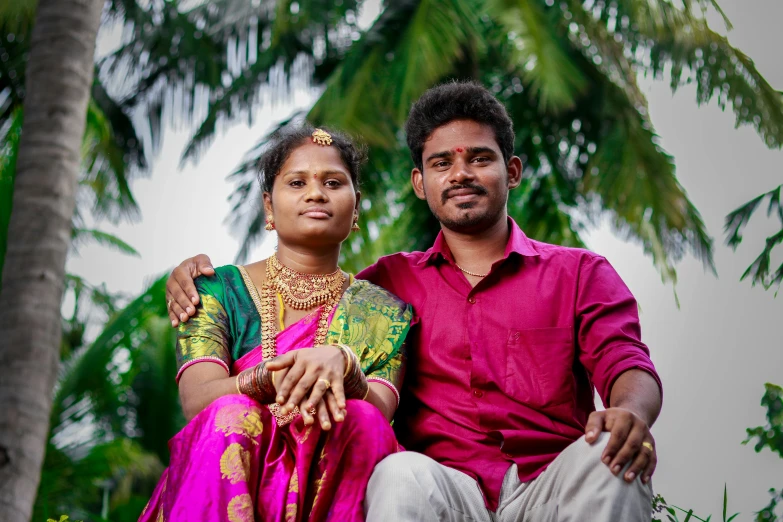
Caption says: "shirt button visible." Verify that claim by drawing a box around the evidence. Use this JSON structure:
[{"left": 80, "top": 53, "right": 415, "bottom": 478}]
[
  {"left": 472, "top": 389, "right": 484, "bottom": 398},
  {"left": 468, "top": 297, "right": 476, "bottom": 304}
]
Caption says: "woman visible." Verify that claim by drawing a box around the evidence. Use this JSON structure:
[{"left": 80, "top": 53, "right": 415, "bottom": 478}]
[{"left": 140, "top": 126, "right": 412, "bottom": 522}]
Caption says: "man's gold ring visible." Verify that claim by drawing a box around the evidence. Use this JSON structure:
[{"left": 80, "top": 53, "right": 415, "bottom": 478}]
[
  {"left": 641, "top": 442, "right": 654, "bottom": 453},
  {"left": 317, "top": 378, "right": 331, "bottom": 389},
  {"left": 166, "top": 299, "right": 174, "bottom": 310}
]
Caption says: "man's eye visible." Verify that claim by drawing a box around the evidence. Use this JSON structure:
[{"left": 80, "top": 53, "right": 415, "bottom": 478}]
[
  {"left": 434, "top": 161, "right": 449, "bottom": 168},
  {"left": 473, "top": 157, "right": 490, "bottom": 163}
]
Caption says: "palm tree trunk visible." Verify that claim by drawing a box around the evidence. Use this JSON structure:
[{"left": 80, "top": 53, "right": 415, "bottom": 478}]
[{"left": 0, "top": 0, "right": 104, "bottom": 520}]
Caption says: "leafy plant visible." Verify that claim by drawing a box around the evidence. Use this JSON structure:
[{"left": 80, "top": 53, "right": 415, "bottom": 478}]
[{"left": 653, "top": 485, "right": 739, "bottom": 522}]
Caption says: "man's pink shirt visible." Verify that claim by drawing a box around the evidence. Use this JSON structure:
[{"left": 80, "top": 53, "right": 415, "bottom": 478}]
[{"left": 357, "top": 218, "right": 662, "bottom": 510}]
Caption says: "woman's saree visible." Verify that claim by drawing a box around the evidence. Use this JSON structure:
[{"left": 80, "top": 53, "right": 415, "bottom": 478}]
[{"left": 139, "top": 266, "right": 412, "bottom": 522}]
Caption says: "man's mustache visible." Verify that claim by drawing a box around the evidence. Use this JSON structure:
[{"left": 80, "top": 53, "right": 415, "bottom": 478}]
[{"left": 441, "top": 184, "right": 488, "bottom": 205}]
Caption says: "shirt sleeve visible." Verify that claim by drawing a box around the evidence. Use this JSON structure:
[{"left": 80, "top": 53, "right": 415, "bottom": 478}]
[
  {"left": 175, "top": 275, "right": 232, "bottom": 382},
  {"left": 575, "top": 255, "right": 662, "bottom": 405},
  {"left": 356, "top": 260, "right": 384, "bottom": 286}
]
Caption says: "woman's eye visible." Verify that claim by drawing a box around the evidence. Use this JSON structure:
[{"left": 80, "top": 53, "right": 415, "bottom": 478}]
[
  {"left": 289, "top": 180, "right": 305, "bottom": 187},
  {"left": 325, "top": 179, "right": 341, "bottom": 187}
]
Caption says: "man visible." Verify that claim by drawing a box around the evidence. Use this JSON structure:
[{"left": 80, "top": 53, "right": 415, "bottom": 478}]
[{"left": 166, "top": 82, "right": 662, "bottom": 521}]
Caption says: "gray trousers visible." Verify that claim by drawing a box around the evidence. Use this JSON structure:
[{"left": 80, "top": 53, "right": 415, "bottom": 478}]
[{"left": 364, "top": 434, "right": 653, "bottom": 521}]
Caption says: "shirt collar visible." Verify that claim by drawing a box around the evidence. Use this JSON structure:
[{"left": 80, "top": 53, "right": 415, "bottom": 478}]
[{"left": 416, "top": 217, "right": 539, "bottom": 266}]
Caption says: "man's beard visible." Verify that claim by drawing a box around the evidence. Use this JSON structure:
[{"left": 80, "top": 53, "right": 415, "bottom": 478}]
[{"left": 426, "top": 183, "right": 503, "bottom": 233}]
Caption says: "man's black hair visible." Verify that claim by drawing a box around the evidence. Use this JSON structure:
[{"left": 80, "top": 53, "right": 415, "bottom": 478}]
[
  {"left": 258, "top": 124, "right": 366, "bottom": 193},
  {"left": 405, "top": 81, "right": 515, "bottom": 171}
]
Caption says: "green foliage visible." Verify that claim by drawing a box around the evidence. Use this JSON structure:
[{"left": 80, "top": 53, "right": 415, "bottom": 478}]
[
  {"left": 138, "top": 0, "right": 782, "bottom": 278},
  {"left": 0, "top": 2, "right": 149, "bottom": 277},
  {"left": 653, "top": 485, "right": 739, "bottom": 522},
  {"left": 744, "top": 383, "right": 783, "bottom": 458},
  {"left": 0, "top": 106, "right": 22, "bottom": 287},
  {"left": 756, "top": 488, "right": 783, "bottom": 522},
  {"left": 48, "top": 516, "right": 84, "bottom": 522},
  {"left": 656, "top": 385, "right": 783, "bottom": 522},
  {"left": 37, "top": 275, "right": 184, "bottom": 521},
  {"left": 725, "top": 186, "right": 783, "bottom": 292}
]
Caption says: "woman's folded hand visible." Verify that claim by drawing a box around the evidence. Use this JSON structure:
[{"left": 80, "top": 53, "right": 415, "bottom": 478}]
[{"left": 265, "top": 346, "right": 347, "bottom": 428}]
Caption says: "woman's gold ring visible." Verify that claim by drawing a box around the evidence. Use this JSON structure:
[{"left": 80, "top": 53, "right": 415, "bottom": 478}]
[
  {"left": 641, "top": 441, "right": 654, "bottom": 453},
  {"left": 166, "top": 299, "right": 174, "bottom": 310},
  {"left": 317, "top": 378, "right": 331, "bottom": 389}
]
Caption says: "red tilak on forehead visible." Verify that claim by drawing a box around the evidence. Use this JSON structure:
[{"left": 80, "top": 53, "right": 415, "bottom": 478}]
[{"left": 453, "top": 146, "right": 465, "bottom": 153}]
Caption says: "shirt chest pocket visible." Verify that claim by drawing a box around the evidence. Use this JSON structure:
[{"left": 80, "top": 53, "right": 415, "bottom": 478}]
[{"left": 504, "top": 327, "right": 575, "bottom": 409}]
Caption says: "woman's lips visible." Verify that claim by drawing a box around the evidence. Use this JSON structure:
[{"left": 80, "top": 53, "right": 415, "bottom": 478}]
[{"left": 301, "top": 207, "right": 332, "bottom": 219}]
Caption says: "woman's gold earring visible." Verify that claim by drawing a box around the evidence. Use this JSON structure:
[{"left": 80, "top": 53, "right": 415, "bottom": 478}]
[
  {"left": 265, "top": 217, "right": 275, "bottom": 231},
  {"left": 351, "top": 215, "right": 360, "bottom": 232}
]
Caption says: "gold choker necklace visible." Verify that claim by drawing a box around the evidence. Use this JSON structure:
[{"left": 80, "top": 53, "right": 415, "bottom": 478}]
[{"left": 266, "top": 254, "right": 344, "bottom": 310}]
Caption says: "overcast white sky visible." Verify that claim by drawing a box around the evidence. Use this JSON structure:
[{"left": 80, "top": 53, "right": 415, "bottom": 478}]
[{"left": 68, "top": 1, "right": 783, "bottom": 518}]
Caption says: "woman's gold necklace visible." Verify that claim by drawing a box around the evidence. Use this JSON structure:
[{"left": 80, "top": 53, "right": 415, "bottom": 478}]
[
  {"left": 267, "top": 253, "right": 344, "bottom": 310},
  {"left": 260, "top": 255, "right": 345, "bottom": 425}
]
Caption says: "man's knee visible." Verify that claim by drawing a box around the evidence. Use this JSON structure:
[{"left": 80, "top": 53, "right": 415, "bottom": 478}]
[
  {"left": 369, "top": 451, "right": 435, "bottom": 489},
  {"left": 366, "top": 452, "right": 439, "bottom": 519},
  {"left": 569, "top": 433, "right": 611, "bottom": 470},
  {"left": 565, "top": 433, "right": 646, "bottom": 489},
  {"left": 566, "top": 433, "right": 652, "bottom": 502}
]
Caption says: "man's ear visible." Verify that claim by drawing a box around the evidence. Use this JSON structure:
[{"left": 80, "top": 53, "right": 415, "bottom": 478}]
[
  {"left": 506, "top": 156, "right": 523, "bottom": 190},
  {"left": 411, "top": 168, "right": 426, "bottom": 200}
]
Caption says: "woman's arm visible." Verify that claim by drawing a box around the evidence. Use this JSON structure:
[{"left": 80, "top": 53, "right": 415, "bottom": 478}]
[
  {"left": 365, "top": 384, "right": 397, "bottom": 422},
  {"left": 178, "top": 364, "right": 237, "bottom": 421}
]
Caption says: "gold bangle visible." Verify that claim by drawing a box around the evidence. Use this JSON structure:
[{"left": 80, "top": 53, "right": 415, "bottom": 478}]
[
  {"left": 336, "top": 343, "right": 354, "bottom": 377},
  {"left": 235, "top": 376, "right": 242, "bottom": 395}
]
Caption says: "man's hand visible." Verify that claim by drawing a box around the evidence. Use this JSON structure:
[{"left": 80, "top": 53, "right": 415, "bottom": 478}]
[
  {"left": 585, "top": 407, "right": 657, "bottom": 485},
  {"left": 166, "top": 254, "right": 215, "bottom": 326}
]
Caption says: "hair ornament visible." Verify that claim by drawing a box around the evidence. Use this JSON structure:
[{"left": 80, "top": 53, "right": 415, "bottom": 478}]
[{"left": 312, "top": 128, "right": 333, "bottom": 146}]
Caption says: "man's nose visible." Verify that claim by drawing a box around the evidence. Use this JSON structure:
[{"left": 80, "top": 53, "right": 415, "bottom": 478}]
[{"left": 449, "top": 159, "right": 475, "bottom": 184}]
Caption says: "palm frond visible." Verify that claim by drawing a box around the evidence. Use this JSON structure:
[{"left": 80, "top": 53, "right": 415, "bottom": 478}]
[
  {"left": 71, "top": 228, "right": 140, "bottom": 257},
  {"left": 583, "top": 87, "right": 714, "bottom": 284},
  {"left": 510, "top": 172, "right": 587, "bottom": 248},
  {"left": 0, "top": 0, "right": 36, "bottom": 35},
  {"left": 205, "top": 0, "right": 776, "bottom": 285},
  {"left": 725, "top": 185, "right": 783, "bottom": 290},
  {"left": 651, "top": 24, "right": 783, "bottom": 148},
  {"left": 50, "top": 275, "right": 169, "bottom": 445},
  {"left": 42, "top": 275, "right": 180, "bottom": 519},
  {"left": 310, "top": 0, "right": 485, "bottom": 141},
  {"left": 488, "top": 0, "right": 588, "bottom": 112},
  {"left": 102, "top": 0, "right": 364, "bottom": 165},
  {"left": 82, "top": 80, "right": 146, "bottom": 223}
]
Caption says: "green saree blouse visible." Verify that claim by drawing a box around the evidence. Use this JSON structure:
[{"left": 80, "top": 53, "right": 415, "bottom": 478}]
[{"left": 174, "top": 265, "right": 412, "bottom": 392}]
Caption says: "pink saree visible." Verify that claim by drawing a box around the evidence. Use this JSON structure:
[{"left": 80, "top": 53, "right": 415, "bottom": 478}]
[{"left": 139, "top": 309, "right": 400, "bottom": 522}]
